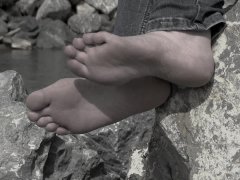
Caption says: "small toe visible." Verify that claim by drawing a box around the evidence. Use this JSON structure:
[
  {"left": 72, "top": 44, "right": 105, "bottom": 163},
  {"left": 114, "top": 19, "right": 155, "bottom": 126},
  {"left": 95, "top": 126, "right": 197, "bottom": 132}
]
[
  {"left": 26, "top": 90, "right": 50, "bottom": 111},
  {"left": 67, "top": 59, "right": 89, "bottom": 78},
  {"left": 83, "top": 33, "right": 95, "bottom": 45},
  {"left": 64, "top": 45, "right": 77, "bottom": 58},
  {"left": 27, "top": 111, "right": 40, "bottom": 122},
  {"left": 75, "top": 51, "right": 87, "bottom": 64},
  {"left": 36, "top": 116, "right": 53, "bottom": 127},
  {"left": 45, "top": 123, "right": 59, "bottom": 132},
  {"left": 55, "top": 127, "right": 71, "bottom": 135},
  {"left": 72, "top": 38, "right": 85, "bottom": 50}
]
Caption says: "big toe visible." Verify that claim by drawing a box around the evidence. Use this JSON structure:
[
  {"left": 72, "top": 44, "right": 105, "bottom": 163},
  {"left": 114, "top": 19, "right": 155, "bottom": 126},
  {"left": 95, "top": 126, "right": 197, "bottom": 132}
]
[{"left": 26, "top": 90, "right": 50, "bottom": 111}]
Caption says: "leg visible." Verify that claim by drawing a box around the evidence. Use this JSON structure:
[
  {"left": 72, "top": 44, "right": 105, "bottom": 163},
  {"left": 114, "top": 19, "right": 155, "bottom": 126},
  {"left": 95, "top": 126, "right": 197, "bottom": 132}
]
[
  {"left": 65, "top": 30, "right": 213, "bottom": 87},
  {"left": 64, "top": 0, "right": 226, "bottom": 87}
]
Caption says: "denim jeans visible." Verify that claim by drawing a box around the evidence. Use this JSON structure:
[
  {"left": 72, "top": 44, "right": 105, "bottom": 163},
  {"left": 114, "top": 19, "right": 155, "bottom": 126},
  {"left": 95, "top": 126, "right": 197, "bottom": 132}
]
[{"left": 114, "top": 0, "right": 231, "bottom": 40}]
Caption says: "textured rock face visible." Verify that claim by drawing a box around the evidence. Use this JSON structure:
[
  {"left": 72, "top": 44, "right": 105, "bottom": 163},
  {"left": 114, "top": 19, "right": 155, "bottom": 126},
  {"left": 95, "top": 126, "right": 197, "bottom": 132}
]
[
  {"left": 0, "top": 70, "right": 47, "bottom": 179},
  {"left": 145, "top": 1, "right": 240, "bottom": 179},
  {"left": 68, "top": 13, "right": 102, "bottom": 34}
]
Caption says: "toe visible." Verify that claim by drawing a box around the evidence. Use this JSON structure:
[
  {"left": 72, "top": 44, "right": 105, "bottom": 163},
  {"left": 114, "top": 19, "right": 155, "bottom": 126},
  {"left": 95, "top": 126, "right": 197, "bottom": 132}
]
[
  {"left": 36, "top": 116, "right": 53, "bottom": 127},
  {"left": 64, "top": 45, "right": 77, "bottom": 58},
  {"left": 27, "top": 111, "right": 40, "bottom": 122},
  {"left": 83, "top": 33, "right": 95, "bottom": 45},
  {"left": 67, "top": 60, "right": 89, "bottom": 78},
  {"left": 92, "top": 32, "right": 110, "bottom": 44},
  {"left": 26, "top": 90, "right": 50, "bottom": 111},
  {"left": 72, "top": 38, "right": 85, "bottom": 50},
  {"left": 75, "top": 51, "right": 87, "bottom": 64},
  {"left": 45, "top": 123, "right": 59, "bottom": 132},
  {"left": 55, "top": 127, "right": 71, "bottom": 135}
]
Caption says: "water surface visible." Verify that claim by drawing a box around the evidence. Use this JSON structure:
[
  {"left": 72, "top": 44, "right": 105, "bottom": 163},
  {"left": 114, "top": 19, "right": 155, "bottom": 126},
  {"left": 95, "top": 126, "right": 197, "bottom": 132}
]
[{"left": 0, "top": 48, "right": 76, "bottom": 93}]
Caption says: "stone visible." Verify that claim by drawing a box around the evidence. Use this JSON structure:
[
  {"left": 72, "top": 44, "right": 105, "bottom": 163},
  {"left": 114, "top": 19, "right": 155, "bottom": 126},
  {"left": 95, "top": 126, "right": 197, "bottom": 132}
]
[
  {"left": 0, "top": 19, "right": 7, "bottom": 36},
  {"left": 8, "top": 16, "right": 38, "bottom": 32},
  {"left": 37, "top": 19, "right": 75, "bottom": 48},
  {"left": 36, "top": 0, "right": 71, "bottom": 21},
  {"left": 68, "top": 12, "right": 102, "bottom": 34},
  {"left": 16, "top": 0, "right": 43, "bottom": 16},
  {"left": 0, "top": 70, "right": 50, "bottom": 180},
  {"left": 100, "top": 14, "right": 114, "bottom": 32},
  {"left": 0, "top": 9, "right": 9, "bottom": 22},
  {"left": 11, "top": 37, "right": 33, "bottom": 49},
  {"left": 143, "top": 1, "right": 240, "bottom": 179},
  {"left": 85, "top": 0, "right": 118, "bottom": 15},
  {"left": 76, "top": 2, "right": 95, "bottom": 15}
]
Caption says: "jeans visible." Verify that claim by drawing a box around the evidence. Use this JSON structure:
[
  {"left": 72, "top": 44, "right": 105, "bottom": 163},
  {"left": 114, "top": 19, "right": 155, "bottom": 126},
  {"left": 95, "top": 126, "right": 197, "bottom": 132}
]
[{"left": 114, "top": 0, "right": 230, "bottom": 40}]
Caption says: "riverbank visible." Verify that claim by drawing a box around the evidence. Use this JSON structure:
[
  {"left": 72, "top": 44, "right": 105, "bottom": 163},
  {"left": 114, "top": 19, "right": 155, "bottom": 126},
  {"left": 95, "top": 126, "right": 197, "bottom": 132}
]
[{"left": 0, "top": 0, "right": 117, "bottom": 49}]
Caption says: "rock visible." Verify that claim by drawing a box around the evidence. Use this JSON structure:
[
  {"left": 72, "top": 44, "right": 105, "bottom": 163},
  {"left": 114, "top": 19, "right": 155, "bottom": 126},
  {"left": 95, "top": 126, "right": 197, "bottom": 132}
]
[
  {"left": 37, "top": 19, "right": 75, "bottom": 48},
  {"left": 0, "top": 19, "right": 7, "bottom": 36},
  {"left": 8, "top": 16, "right": 38, "bottom": 32},
  {"left": 0, "top": 9, "right": 9, "bottom": 22},
  {"left": 11, "top": 37, "right": 33, "bottom": 49},
  {"left": 68, "top": 12, "right": 102, "bottom": 34},
  {"left": 36, "top": 0, "right": 71, "bottom": 21},
  {"left": 143, "top": 1, "right": 240, "bottom": 179},
  {"left": 76, "top": 2, "right": 95, "bottom": 15},
  {"left": 85, "top": 0, "right": 118, "bottom": 15},
  {"left": 16, "top": 0, "right": 43, "bottom": 16},
  {"left": 100, "top": 14, "right": 114, "bottom": 32},
  {"left": 0, "top": 70, "right": 50, "bottom": 180}
]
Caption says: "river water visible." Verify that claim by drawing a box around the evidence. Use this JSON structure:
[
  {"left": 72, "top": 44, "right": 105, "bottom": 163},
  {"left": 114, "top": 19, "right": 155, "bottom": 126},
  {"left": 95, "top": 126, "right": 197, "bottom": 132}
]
[{"left": 0, "top": 48, "right": 76, "bottom": 93}]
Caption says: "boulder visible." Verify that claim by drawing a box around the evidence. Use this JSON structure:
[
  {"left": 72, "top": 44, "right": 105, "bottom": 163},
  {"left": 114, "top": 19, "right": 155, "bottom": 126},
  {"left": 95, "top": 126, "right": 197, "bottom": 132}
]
[
  {"left": 36, "top": 0, "right": 71, "bottom": 21},
  {"left": 0, "top": 70, "right": 49, "bottom": 180},
  {"left": 0, "top": 19, "right": 7, "bottom": 36},
  {"left": 76, "top": 2, "right": 95, "bottom": 15},
  {"left": 142, "top": 1, "right": 240, "bottom": 179},
  {"left": 16, "top": 0, "right": 43, "bottom": 16},
  {"left": 68, "top": 12, "right": 102, "bottom": 34},
  {"left": 85, "top": 0, "right": 118, "bottom": 15},
  {"left": 37, "top": 19, "right": 75, "bottom": 48},
  {"left": 0, "top": 9, "right": 9, "bottom": 22}
]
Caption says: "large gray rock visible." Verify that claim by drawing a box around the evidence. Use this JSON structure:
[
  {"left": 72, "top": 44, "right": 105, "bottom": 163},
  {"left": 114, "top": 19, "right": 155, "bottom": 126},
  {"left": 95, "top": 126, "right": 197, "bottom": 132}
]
[
  {"left": 36, "top": 0, "right": 71, "bottom": 21},
  {"left": 0, "top": 70, "right": 48, "bottom": 180},
  {"left": 16, "top": 0, "right": 43, "bottom": 16},
  {"left": 85, "top": 0, "right": 118, "bottom": 15},
  {"left": 37, "top": 19, "right": 75, "bottom": 48},
  {"left": 140, "top": 1, "right": 240, "bottom": 179},
  {"left": 68, "top": 12, "right": 102, "bottom": 34},
  {"left": 0, "top": 19, "right": 7, "bottom": 36}
]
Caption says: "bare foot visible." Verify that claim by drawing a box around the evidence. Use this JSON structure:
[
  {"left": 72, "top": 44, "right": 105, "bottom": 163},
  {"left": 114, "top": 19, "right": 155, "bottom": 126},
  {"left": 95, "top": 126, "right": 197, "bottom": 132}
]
[
  {"left": 26, "top": 78, "right": 170, "bottom": 135},
  {"left": 64, "top": 31, "right": 214, "bottom": 87}
]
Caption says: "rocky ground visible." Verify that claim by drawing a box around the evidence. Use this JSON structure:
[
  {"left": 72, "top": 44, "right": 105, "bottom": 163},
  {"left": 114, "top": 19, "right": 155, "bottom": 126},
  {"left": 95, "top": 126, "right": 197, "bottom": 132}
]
[{"left": 0, "top": 0, "right": 117, "bottom": 49}]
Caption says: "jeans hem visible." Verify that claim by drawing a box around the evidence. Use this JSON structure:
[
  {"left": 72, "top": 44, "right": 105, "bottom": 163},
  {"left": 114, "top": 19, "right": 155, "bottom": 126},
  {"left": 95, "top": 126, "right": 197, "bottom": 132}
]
[{"left": 146, "top": 12, "right": 226, "bottom": 40}]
